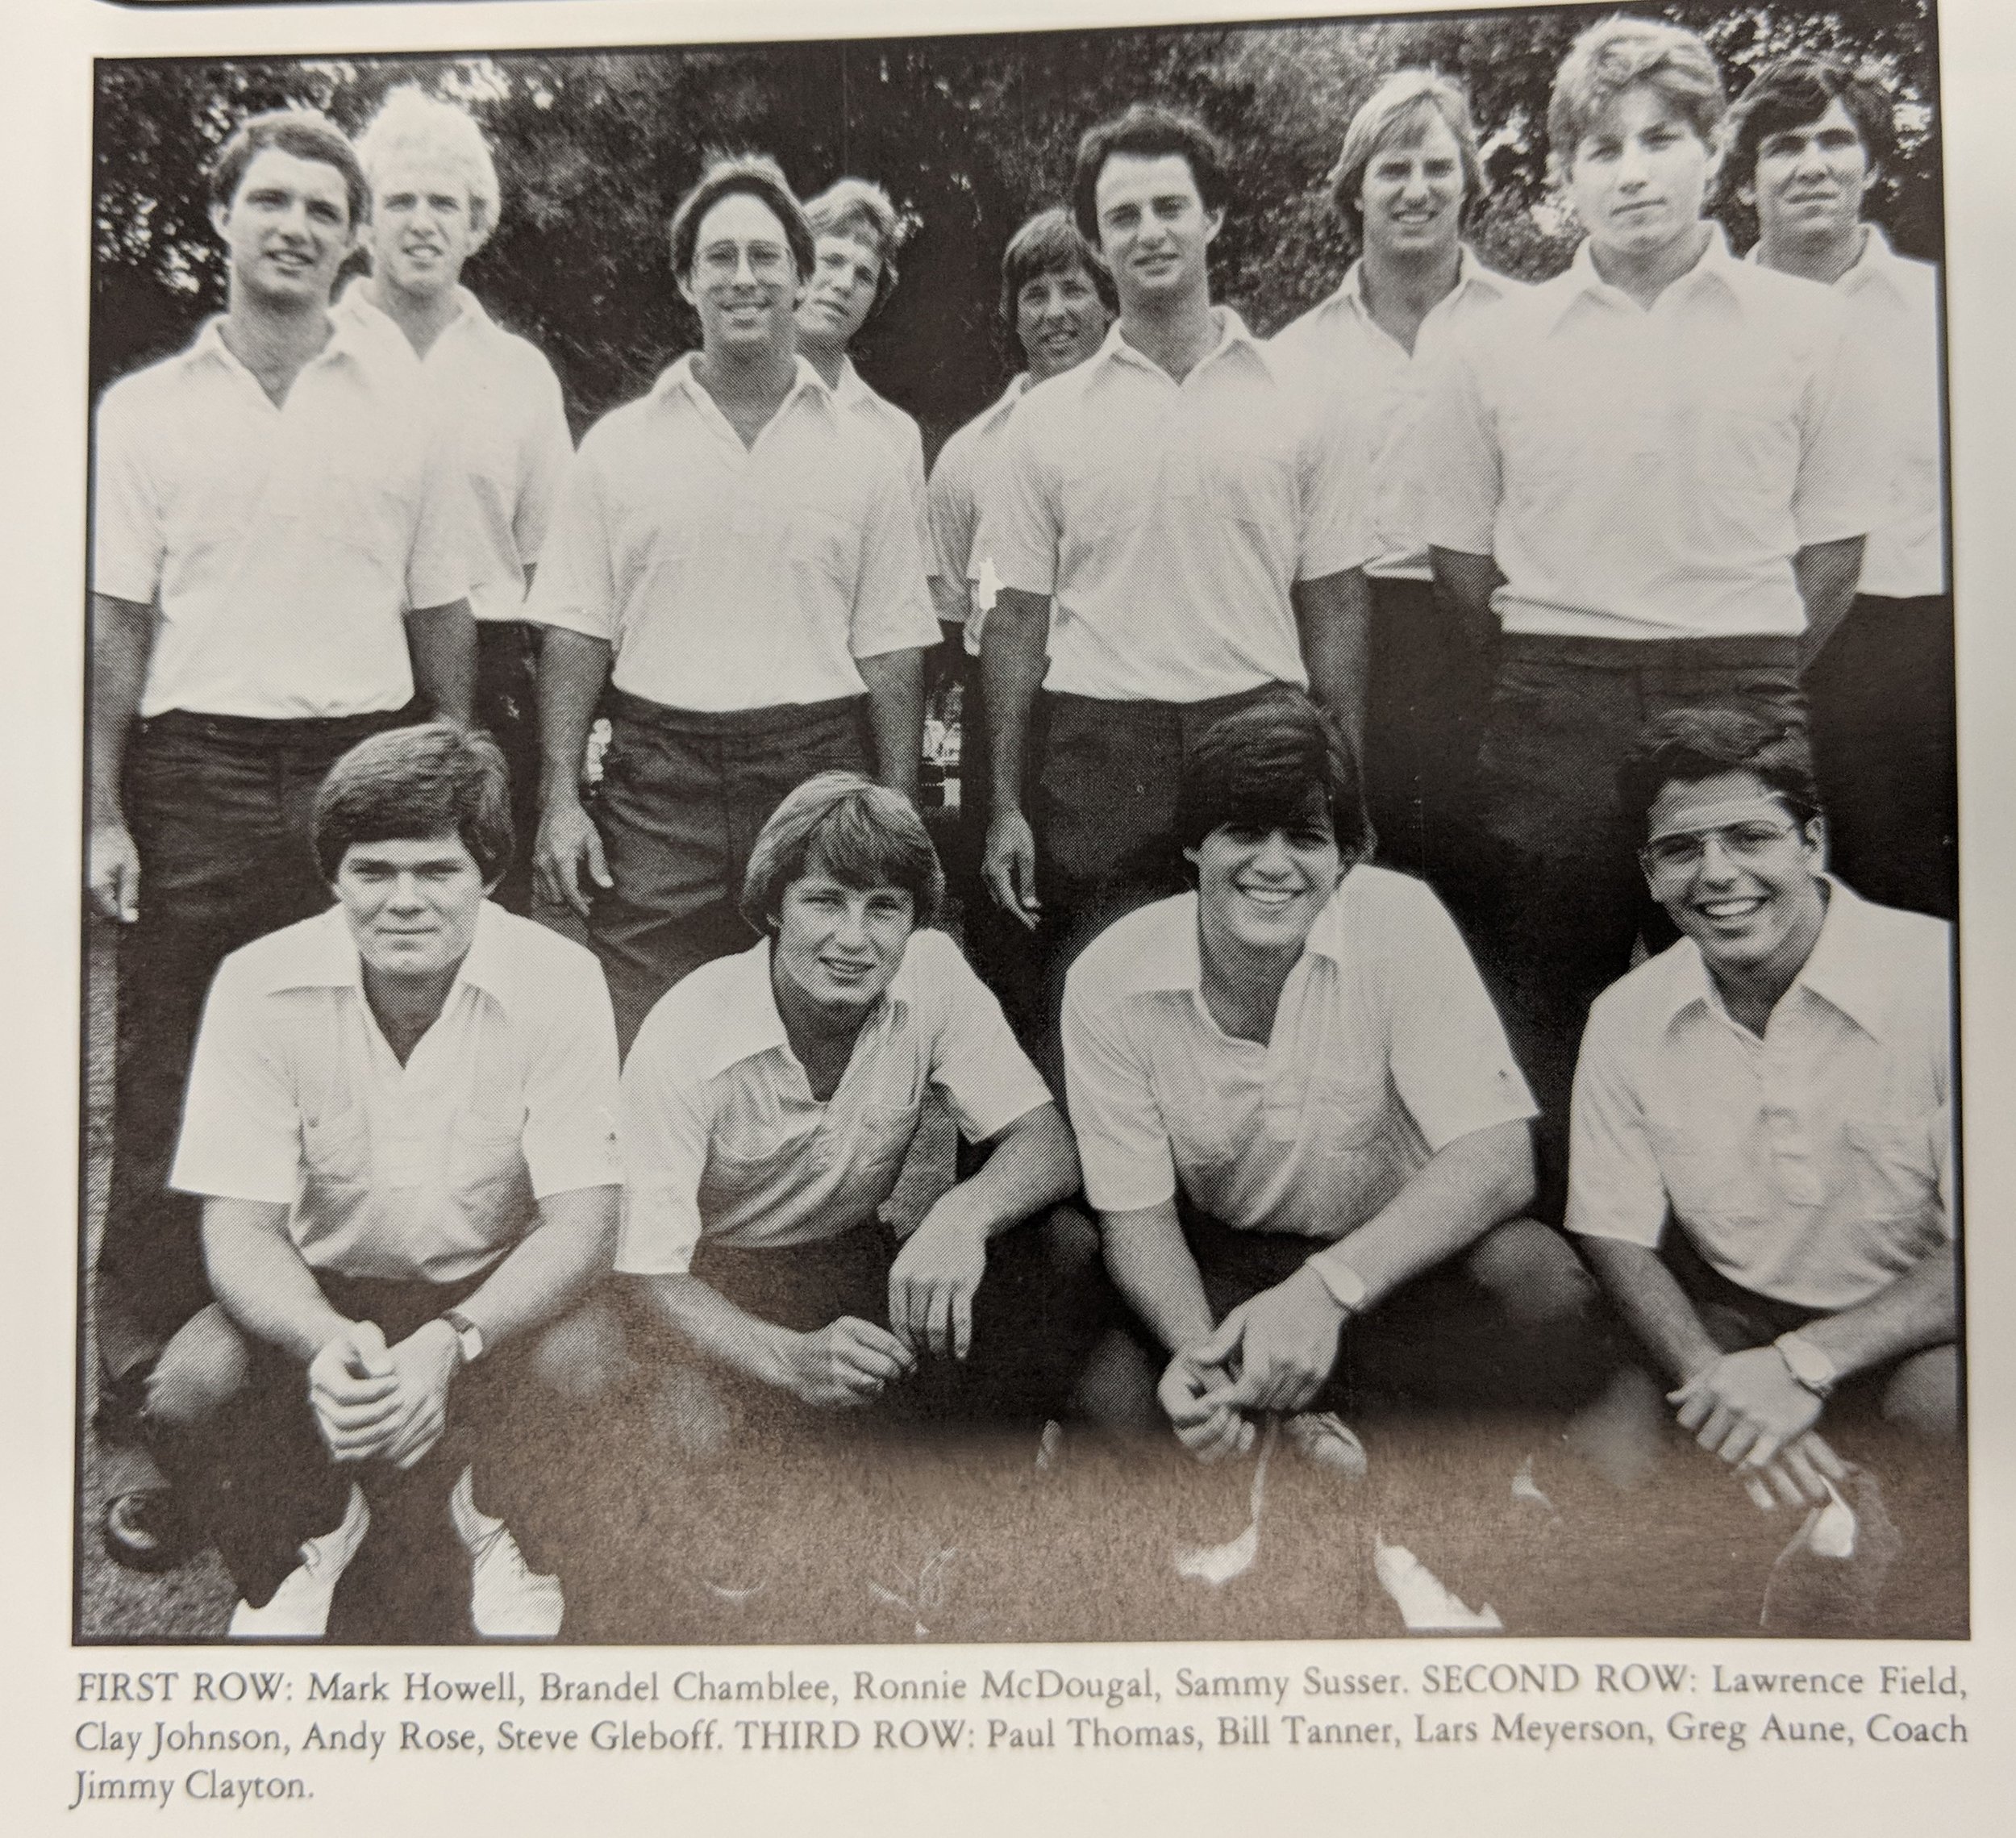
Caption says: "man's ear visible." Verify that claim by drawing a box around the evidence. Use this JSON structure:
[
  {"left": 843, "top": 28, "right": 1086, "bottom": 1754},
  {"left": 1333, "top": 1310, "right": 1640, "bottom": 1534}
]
[
  {"left": 210, "top": 200, "right": 231, "bottom": 242},
  {"left": 1801, "top": 815, "right": 1829, "bottom": 868},
  {"left": 676, "top": 267, "right": 699, "bottom": 311},
  {"left": 1202, "top": 204, "right": 1227, "bottom": 247}
]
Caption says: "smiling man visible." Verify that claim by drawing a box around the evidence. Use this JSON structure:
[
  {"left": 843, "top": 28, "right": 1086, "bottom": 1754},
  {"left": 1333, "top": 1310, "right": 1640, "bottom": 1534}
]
[
  {"left": 336, "top": 89, "right": 577, "bottom": 915},
  {"left": 1271, "top": 70, "right": 1526, "bottom": 891},
  {"left": 143, "top": 726, "right": 624, "bottom": 1641},
  {"left": 1416, "top": 17, "right": 1891, "bottom": 1211},
  {"left": 1568, "top": 708, "right": 1957, "bottom": 1510},
  {"left": 1722, "top": 55, "right": 1951, "bottom": 922},
  {"left": 981, "top": 104, "right": 1375, "bottom": 1080},
  {"left": 87, "top": 108, "right": 479, "bottom": 1572},
  {"left": 616, "top": 773, "right": 1086, "bottom": 1607},
  {"left": 1061, "top": 692, "right": 1601, "bottom": 1472},
  {"left": 527, "top": 156, "right": 938, "bottom": 1052}
]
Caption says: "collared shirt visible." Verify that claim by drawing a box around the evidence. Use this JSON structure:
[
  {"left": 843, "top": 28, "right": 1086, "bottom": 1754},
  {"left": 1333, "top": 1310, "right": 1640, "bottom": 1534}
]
[
  {"left": 1416, "top": 228, "right": 1889, "bottom": 640},
  {"left": 833, "top": 356, "right": 934, "bottom": 580},
  {"left": 1062, "top": 867, "right": 1535, "bottom": 1244},
  {"left": 927, "top": 373, "right": 1030, "bottom": 653},
  {"left": 617, "top": 930, "right": 1052, "bottom": 1276},
  {"left": 91, "top": 315, "right": 478, "bottom": 719},
  {"left": 1566, "top": 880, "right": 1953, "bottom": 1311},
  {"left": 525, "top": 354, "right": 938, "bottom": 712},
  {"left": 171, "top": 904, "right": 621, "bottom": 1285},
  {"left": 1269, "top": 248, "right": 1527, "bottom": 580},
  {"left": 982, "top": 311, "right": 1372, "bottom": 702},
  {"left": 334, "top": 283, "right": 577, "bottom": 623}
]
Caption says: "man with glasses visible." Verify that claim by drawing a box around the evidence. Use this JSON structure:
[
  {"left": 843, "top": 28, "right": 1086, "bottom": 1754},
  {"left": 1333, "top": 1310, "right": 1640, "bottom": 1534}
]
[{"left": 1568, "top": 708, "right": 1957, "bottom": 1511}]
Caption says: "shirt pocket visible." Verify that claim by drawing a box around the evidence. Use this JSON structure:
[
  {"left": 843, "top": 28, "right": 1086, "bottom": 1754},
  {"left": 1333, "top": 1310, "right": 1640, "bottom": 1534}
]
[
  {"left": 1060, "top": 456, "right": 1148, "bottom": 545},
  {"left": 302, "top": 1105, "right": 372, "bottom": 1190},
  {"left": 787, "top": 505, "right": 857, "bottom": 596},
  {"left": 1204, "top": 440, "right": 1295, "bottom": 540},
  {"left": 1643, "top": 1116, "right": 1758, "bottom": 1226},
  {"left": 448, "top": 1104, "right": 527, "bottom": 1194},
  {"left": 1842, "top": 1114, "right": 1943, "bottom": 1224},
  {"left": 1311, "top": 1069, "right": 1389, "bottom": 1157},
  {"left": 851, "top": 1099, "right": 921, "bottom": 1177}
]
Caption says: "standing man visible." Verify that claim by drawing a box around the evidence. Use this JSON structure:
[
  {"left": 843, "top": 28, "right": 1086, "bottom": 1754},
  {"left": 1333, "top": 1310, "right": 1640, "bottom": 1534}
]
[
  {"left": 1724, "top": 55, "right": 1952, "bottom": 920},
  {"left": 341, "top": 87, "right": 577, "bottom": 915},
  {"left": 1416, "top": 17, "right": 1889, "bottom": 1199},
  {"left": 527, "top": 155, "right": 937, "bottom": 1052},
  {"left": 981, "top": 104, "right": 1374, "bottom": 1071},
  {"left": 1272, "top": 69, "right": 1526, "bottom": 894},
  {"left": 88, "top": 109, "right": 477, "bottom": 1569}
]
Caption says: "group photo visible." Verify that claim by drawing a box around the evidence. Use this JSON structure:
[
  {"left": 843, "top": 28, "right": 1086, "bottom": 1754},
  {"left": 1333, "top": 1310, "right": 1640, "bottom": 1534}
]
[{"left": 77, "top": 0, "right": 1963, "bottom": 1646}]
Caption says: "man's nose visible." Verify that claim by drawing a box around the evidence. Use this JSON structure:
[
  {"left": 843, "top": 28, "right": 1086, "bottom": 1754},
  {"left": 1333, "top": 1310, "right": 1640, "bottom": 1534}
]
[
  {"left": 387, "top": 872, "right": 427, "bottom": 908},
  {"left": 1694, "top": 835, "right": 1741, "bottom": 880}
]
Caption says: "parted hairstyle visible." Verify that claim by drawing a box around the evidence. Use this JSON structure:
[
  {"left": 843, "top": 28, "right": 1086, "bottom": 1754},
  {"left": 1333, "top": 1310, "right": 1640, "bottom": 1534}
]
[
  {"left": 740, "top": 771, "right": 945, "bottom": 934},
  {"left": 1327, "top": 69, "right": 1487, "bottom": 248},
  {"left": 805, "top": 177, "right": 905, "bottom": 311},
  {"left": 1614, "top": 707, "right": 1822, "bottom": 838},
  {"left": 313, "top": 723, "right": 514, "bottom": 886},
  {"left": 999, "top": 206, "right": 1117, "bottom": 344},
  {"left": 1070, "top": 102, "right": 1231, "bottom": 246},
  {"left": 1547, "top": 15, "right": 1727, "bottom": 170},
  {"left": 669, "top": 152, "right": 817, "bottom": 285},
  {"left": 1176, "top": 690, "right": 1374, "bottom": 865},
  {"left": 209, "top": 108, "right": 371, "bottom": 234},
  {"left": 1720, "top": 53, "right": 1895, "bottom": 199},
  {"left": 355, "top": 87, "right": 503, "bottom": 251}
]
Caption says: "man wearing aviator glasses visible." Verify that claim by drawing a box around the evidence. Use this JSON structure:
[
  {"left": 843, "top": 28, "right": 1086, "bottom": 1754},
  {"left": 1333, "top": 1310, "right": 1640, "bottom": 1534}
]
[{"left": 1568, "top": 707, "right": 1956, "bottom": 1511}]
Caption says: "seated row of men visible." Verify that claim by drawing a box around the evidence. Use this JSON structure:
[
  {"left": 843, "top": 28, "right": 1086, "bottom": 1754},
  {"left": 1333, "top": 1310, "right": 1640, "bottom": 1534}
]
[{"left": 143, "top": 699, "right": 1955, "bottom": 1638}]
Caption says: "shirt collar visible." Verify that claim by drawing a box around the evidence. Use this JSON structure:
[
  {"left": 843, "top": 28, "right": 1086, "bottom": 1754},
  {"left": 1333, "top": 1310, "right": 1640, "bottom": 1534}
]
[
  {"left": 651, "top": 351, "right": 834, "bottom": 416},
  {"left": 1090, "top": 305, "right": 1263, "bottom": 383},
  {"left": 257, "top": 902, "right": 523, "bottom": 1015},
  {"left": 185, "top": 306, "right": 387, "bottom": 381},
  {"left": 1832, "top": 223, "right": 1920, "bottom": 303},
  {"left": 690, "top": 934, "right": 920, "bottom": 1082},
  {"left": 1326, "top": 245, "right": 1507, "bottom": 319},
  {"left": 1117, "top": 873, "right": 1360, "bottom": 998},
  {"left": 983, "top": 372, "right": 1031, "bottom": 430},
  {"left": 833, "top": 355, "right": 873, "bottom": 409},
  {"left": 1548, "top": 222, "right": 1740, "bottom": 331}
]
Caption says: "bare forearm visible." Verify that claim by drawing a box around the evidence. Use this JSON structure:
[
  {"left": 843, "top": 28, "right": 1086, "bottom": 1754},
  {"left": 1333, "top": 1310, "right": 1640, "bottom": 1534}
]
[
  {"left": 858, "top": 647, "right": 924, "bottom": 802},
  {"left": 89, "top": 594, "right": 152, "bottom": 824},
  {"left": 536, "top": 627, "right": 612, "bottom": 809},
  {"left": 408, "top": 598, "right": 477, "bottom": 723},
  {"left": 202, "top": 1199, "right": 351, "bottom": 1365},
  {"left": 633, "top": 1272, "right": 797, "bottom": 1390},
  {"left": 1581, "top": 1236, "right": 1722, "bottom": 1383},
  {"left": 981, "top": 589, "right": 1049, "bottom": 818},
  {"left": 1794, "top": 536, "right": 1868, "bottom": 666},
  {"left": 1293, "top": 568, "right": 1371, "bottom": 761},
  {"left": 1428, "top": 546, "right": 1503, "bottom": 661},
  {"left": 1100, "top": 1203, "right": 1215, "bottom": 1354},
  {"left": 928, "top": 1105, "right": 1079, "bottom": 1242},
  {"left": 454, "top": 1186, "right": 618, "bottom": 1352},
  {"left": 1798, "top": 1243, "right": 1956, "bottom": 1381}
]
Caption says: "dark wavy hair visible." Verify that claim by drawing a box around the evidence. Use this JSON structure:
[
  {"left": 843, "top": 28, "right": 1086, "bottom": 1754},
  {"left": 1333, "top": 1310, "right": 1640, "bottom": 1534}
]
[
  {"left": 1070, "top": 102, "right": 1231, "bottom": 245},
  {"left": 209, "top": 108, "right": 370, "bottom": 232},
  {"left": 1615, "top": 706, "right": 1821, "bottom": 837},
  {"left": 313, "top": 723, "right": 514, "bottom": 886},
  {"left": 1176, "top": 690, "right": 1373, "bottom": 865},
  {"left": 669, "top": 151, "right": 816, "bottom": 285}
]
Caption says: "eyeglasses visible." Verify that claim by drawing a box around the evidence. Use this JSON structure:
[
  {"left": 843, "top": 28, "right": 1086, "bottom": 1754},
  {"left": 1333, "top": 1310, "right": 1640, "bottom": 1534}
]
[
  {"left": 696, "top": 241, "right": 792, "bottom": 282},
  {"left": 1639, "top": 819, "right": 1806, "bottom": 880}
]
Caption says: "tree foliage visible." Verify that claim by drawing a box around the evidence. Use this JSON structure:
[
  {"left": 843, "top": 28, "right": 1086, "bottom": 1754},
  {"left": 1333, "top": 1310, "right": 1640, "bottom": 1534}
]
[{"left": 91, "top": 2, "right": 1940, "bottom": 454}]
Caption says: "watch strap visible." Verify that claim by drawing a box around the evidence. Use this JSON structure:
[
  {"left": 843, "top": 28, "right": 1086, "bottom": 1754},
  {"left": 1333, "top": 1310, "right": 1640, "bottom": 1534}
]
[{"left": 443, "top": 1308, "right": 484, "bottom": 1366}]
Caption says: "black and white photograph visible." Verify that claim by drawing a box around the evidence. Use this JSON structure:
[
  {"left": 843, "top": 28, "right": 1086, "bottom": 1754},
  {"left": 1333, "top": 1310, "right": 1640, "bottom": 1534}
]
[{"left": 69, "top": 0, "right": 1970, "bottom": 1663}]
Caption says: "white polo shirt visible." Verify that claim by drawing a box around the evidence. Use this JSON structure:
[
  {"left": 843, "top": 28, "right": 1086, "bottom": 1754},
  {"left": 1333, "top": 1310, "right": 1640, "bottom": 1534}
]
[
  {"left": 834, "top": 356, "right": 933, "bottom": 578},
  {"left": 334, "top": 283, "right": 576, "bottom": 623},
  {"left": 525, "top": 355, "right": 938, "bottom": 712},
  {"left": 1416, "top": 228, "right": 1889, "bottom": 640},
  {"left": 982, "top": 311, "right": 1372, "bottom": 702},
  {"left": 1062, "top": 867, "right": 1535, "bottom": 1252},
  {"left": 1269, "top": 248, "right": 1527, "bottom": 581},
  {"left": 1567, "top": 880, "right": 1952, "bottom": 1311},
  {"left": 927, "top": 373, "right": 1030, "bottom": 652},
  {"left": 171, "top": 903, "right": 621, "bottom": 1285},
  {"left": 617, "top": 930, "right": 1053, "bottom": 1277},
  {"left": 91, "top": 315, "right": 478, "bottom": 719}
]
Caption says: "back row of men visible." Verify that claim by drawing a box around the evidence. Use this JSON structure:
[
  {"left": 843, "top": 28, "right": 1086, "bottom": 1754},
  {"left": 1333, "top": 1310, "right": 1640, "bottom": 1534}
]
[{"left": 85, "top": 15, "right": 1955, "bottom": 1609}]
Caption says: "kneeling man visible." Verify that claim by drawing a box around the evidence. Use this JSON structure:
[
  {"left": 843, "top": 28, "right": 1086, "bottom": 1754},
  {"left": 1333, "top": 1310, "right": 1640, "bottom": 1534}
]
[
  {"left": 616, "top": 773, "right": 1086, "bottom": 1590},
  {"left": 1063, "top": 691, "right": 1599, "bottom": 1465},
  {"left": 148, "top": 725, "right": 623, "bottom": 1640},
  {"left": 1569, "top": 709, "right": 1956, "bottom": 1507}
]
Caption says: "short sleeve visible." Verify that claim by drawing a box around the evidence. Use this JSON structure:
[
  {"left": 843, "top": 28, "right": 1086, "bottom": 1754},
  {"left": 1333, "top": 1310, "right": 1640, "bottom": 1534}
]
[
  {"left": 981, "top": 405, "right": 1062, "bottom": 599},
  {"left": 1564, "top": 995, "right": 1672, "bottom": 1250},
  {"left": 1413, "top": 341, "right": 1502, "bottom": 557},
  {"left": 927, "top": 431, "right": 978, "bottom": 611},
  {"left": 614, "top": 998, "right": 717, "bottom": 1277},
  {"left": 899, "top": 417, "right": 934, "bottom": 581},
  {"left": 1061, "top": 967, "right": 1177, "bottom": 1215},
  {"left": 846, "top": 444, "right": 941, "bottom": 660},
  {"left": 169, "top": 957, "right": 305, "bottom": 1205},
  {"left": 914, "top": 934, "right": 1052, "bottom": 1142},
  {"left": 513, "top": 353, "right": 575, "bottom": 568},
  {"left": 406, "top": 410, "right": 483, "bottom": 612},
  {"left": 519, "top": 947, "right": 620, "bottom": 1198},
  {"left": 91, "top": 382, "right": 165, "bottom": 606},
  {"left": 523, "top": 431, "right": 620, "bottom": 641},
  {"left": 1294, "top": 388, "right": 1374, "bottom": 581},
  {"left": 1791, "top": 312, "right": 1896, "bottom": 548}
]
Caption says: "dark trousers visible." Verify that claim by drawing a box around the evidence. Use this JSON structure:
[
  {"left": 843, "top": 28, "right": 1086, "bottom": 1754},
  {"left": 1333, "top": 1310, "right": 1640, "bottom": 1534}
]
[
  {"left": 590, "top": 690, "right": 872, "bottom": 1054},
  {"left": 475, "top": 620, "right": 539, "bottom": 917},
  {"left": 1805, "top": 592, "right": 1956, "bottom": 921},
  {"left": 96, "top": 706, "right": 417, "bottom": 1397},
  {"left": 145, "top": 1273, "right": 575, "bottom": 1634},
  {"left": 1468, "top": 634, "right": 1806, "bottom": 1217}
]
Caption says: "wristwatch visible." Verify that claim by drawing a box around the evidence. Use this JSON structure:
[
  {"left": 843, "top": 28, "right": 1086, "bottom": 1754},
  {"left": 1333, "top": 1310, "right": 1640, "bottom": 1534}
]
[
  {"left": 1310, "top": 1257, "right": 1369, "bottom": 1317},
  {"left": 442, "top": 1309, "right": 485, "bottom": 1366},
  {"left": 1775, "top": 1330, "right": 1837, "bottom": 1398}
]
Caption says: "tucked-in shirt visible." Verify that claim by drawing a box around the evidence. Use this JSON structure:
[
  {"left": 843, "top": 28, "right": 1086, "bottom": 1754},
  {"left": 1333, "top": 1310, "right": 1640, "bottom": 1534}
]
[
  {"left": 927, "top": 373, "right": 1030, "bottom": 653},
  {"left": 1062, "top": 868, "right": 1535, "bottom": 1252},
  {"left": 983, "top": 311, "right": 1372, "bottom": 701},
  {"left": 334, "top": 283, "right": 576, "bottom": 623},
  {"left": 617, "top": 931, "right": 1052, "bottom": 1276},
  {"left": 1416, "top": 228, "right": 1889, "bottom": 640},
  {"left": 91, "top": 315, "right": 478, "bottom": 719},
  {"left": 525, "top": 355, "right": 938, "bottom": 711},
  {"left": 1567, "top": 880, "right": 1952, "bottom": 1311},
  {"left": 172, "top": 904, "right": 621, "bottom": 1284},
  {"left": 1269, "top": 248, "right": 1527, "bottom": 580},
  {"left": 834, "top": 356, "right": 933, "bottom": 580}
]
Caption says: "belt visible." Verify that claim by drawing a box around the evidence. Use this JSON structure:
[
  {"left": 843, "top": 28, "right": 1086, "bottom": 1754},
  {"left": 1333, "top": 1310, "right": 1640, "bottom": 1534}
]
[
  {"left": 139, "top": 701, "right": 422, "bottom": 748},
  {"left": 1497, "top": 632, "right": 1800, "bottom": 671},
  {"left": 605, "top": 686, "right": 867, "bottom": 737}
]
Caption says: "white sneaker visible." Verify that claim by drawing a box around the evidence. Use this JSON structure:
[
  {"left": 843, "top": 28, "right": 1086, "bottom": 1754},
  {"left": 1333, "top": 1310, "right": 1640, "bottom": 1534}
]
[
  {"left": 228, "top": 1485, "right": 369, "bottom": 1639},
  {"left": 1285, "top": 1411, "right": 1369, "bottom": 1478},
  {"left": 450, "top": 1467, "right": 564, "bottom": 1640}
]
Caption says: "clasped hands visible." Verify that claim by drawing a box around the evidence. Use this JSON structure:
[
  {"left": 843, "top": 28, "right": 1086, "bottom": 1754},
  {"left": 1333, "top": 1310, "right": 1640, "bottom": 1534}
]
[
  {"left": 1669, "top": 1344, "right": 1846, "bottom": 1511},
  {"left": 1156, "top": 1266, "right": 1347, "bottom": 1462},
  {"left": 308, "top": 1318, "right": 463, "bottom": 1472}
]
